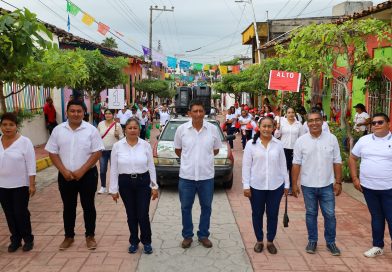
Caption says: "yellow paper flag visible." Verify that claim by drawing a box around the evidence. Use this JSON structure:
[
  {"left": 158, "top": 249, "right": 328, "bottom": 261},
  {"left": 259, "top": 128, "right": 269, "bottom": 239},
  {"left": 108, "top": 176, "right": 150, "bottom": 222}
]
[
  {"left": 219, "top": 65, "right": 228, "bottom": 75},
  {"left": 81, "top": 13, "right": 94, "bottom": 26}
]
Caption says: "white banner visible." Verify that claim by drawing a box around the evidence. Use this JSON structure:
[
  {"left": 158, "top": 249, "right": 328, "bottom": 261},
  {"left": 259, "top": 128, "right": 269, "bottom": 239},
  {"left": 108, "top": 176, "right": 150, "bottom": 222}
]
[{"left": 108, "top": 89, "right": 125, "bottom": 109}]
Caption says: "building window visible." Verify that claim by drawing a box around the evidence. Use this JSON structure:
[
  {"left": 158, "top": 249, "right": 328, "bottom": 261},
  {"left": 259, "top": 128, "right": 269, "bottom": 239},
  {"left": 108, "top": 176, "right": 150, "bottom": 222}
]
[
  {"left": 331, "top": 76, "right": 345, "bottom": 111},
  {"left": 368, "top": 76, "right": 391, "bottom": 117}
]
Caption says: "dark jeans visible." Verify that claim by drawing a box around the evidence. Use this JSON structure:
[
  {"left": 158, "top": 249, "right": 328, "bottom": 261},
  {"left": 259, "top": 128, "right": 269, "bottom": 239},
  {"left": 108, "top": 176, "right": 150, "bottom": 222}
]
[
  {"left": 0, "top": 186, "right": 34, "bottom": 244},
  {"left": 283, "top": 148, "right": 293, "bottom": 190},
  {"left": 241, "top": 130, "right": 252, "bottom": 149},
  {"left": 227, "top": 126, "right": 236, "bottom": 149},
  {"left": 47, "top": 121, "right": 58, "bottom": 135},
  {"left": 302, "top": 184, "right": 336, "bottom": 244},
  {"left": 140, "top": 125, "right": 146, "bottom": 140},
  {"left": 362, "top": 186, "right": 392, "bottom": 248},
  {"left": 250, "top": 184, "right": 284, "bottom": 242},
  {"left": 58, "top": 167, "right": 98, "bottom": 238},
  {"left": 99, "top": 150, "right": 111, "bottom": 188},
  {"left": 178, "top": 178, "right": 214, "bottom": 239},
  {"left": 119, "top": 173, "right": 152, "bottom": 245}
]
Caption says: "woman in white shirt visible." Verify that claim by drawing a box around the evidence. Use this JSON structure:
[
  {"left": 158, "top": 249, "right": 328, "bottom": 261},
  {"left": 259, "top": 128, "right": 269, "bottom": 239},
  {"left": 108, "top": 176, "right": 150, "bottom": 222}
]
[
  {"left": 110, "top": 117, "right": 159, "bottom": 254},
  {"left": 274, "top": 107, "right": 304, "bottom": 193},
  {"left": 97, "top": 109, "right": 122, "bottom": 194},
  {"left": 242, "top": 117, "right": 289, "bottom": 255},
  {"left": 0, "top": 113, "right": 36, "bottom": 252},
  {"left": 225, "top": 106, "right": 236, "bottom": 149},
  {"left": 353, "top": 103, "right": 370, "bottom": 135},
  {"left": 238, "top": 109, "right": 252, "bottom": 150}
]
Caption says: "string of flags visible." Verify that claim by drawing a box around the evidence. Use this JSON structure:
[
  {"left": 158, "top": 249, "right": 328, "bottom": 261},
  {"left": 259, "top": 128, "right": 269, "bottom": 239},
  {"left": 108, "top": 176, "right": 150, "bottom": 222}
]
[{"left": 66, "top": 0, "right": 244, "bottom": 81}]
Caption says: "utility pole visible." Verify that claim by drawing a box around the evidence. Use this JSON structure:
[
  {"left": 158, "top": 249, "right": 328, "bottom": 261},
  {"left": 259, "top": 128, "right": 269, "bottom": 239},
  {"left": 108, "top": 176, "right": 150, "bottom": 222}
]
[
  {"left": 235, "top": 0, "right": 262, "bottom": 64},
  {"left": 148, "top": 5, "right": 174, "bottom": 79}
]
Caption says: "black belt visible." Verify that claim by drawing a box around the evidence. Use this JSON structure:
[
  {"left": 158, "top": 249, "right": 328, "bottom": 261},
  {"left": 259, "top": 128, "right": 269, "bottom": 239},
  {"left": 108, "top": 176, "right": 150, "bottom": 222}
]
[{"left": 119, "top": 172, "right": 149, "bottom": 179}]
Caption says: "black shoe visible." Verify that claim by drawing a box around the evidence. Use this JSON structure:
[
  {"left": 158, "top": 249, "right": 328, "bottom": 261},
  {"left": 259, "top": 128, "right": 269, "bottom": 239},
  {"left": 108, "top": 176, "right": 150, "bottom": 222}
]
[
  {"left": 327, "top": 243, "right": 341, "bottom": 256},
  {"left": 306, "top": 241, "right": 317, "bottom": 254},
  {"left": 8, "top": 243, "right": 21, "bottom": 253},
  {"left": 22, "top": 242, "right": 34, "bottom": 252},
  {"left": 253, "top": 242, "right": 263, "bottom": 253}
]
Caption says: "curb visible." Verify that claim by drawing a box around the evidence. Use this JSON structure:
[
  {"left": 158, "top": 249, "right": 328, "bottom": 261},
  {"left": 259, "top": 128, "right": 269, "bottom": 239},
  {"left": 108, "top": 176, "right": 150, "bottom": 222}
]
[{"left": 36, "top": 157, "right": 52, "bottom": 172}]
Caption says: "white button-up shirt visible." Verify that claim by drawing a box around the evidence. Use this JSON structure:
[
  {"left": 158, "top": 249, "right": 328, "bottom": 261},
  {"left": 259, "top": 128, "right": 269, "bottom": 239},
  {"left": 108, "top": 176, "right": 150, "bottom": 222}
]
[
  {"left": 293, "top": 131, "right": 342, "bottom": 188},
  {"left": 351, "top": 132, "right": 392, "bottom": 190},
  {"left": 354, "top": 112, "right": 370, "bottom": 132},
  {"left": 174, "top": 120, "right": 222, "bottom": 181},
  {"left": 274, "top": 118, "right": 304, "bottom": 149},
  {"left": 116, "top": 110, "right": 133, "bottom": 125},
  {"left": 242, "top": 137, "right": 289, "bottom": 190},
  {"left": 109, "top": 138, "right": 158, "bottom": 193},
  {"left": 159, "top": 111, "right": 170, "bottom": 126},
  {"left": 0, "top": 136, "right": 36, "bottom": 188},
  {"left": 45, "top": 121, "right": 104, "bottom": 171}
]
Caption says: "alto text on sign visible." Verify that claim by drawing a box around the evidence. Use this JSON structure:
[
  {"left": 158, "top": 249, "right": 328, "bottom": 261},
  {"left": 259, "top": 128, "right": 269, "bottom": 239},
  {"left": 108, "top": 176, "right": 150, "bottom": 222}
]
[{"left": 268, "top": 70, "right": 302, "bottom": 92}]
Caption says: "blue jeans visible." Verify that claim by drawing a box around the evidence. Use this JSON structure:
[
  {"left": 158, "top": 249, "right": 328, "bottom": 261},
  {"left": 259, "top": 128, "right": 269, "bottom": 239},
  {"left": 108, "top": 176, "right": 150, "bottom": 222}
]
[
  {"left": 302, "top": 184, "right": 336, "bottom": 244},
  {"left": 362, "top": 186, "right": 392, "bottom": 248},
  {"left": 99, "top": 150, "right": 111, "bottom": 188},
  {"left": 250, "top": 184, "right": 284, "bottom": 242},
  {"left": 178, "top": 178, "right": 214, "bottom": 239}
]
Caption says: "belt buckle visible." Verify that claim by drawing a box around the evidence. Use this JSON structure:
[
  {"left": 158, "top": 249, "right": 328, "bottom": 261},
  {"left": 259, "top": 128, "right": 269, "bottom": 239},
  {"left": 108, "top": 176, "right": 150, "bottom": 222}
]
[{"left": 130, "top": 174, "right": 137, "bottom": 178}]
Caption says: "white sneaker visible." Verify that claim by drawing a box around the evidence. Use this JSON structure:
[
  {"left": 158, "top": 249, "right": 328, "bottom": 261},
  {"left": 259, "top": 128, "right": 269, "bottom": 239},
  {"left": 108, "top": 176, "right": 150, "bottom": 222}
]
[
  {"left": 97, "top": 187, "right": 107, "bottom": 194},
  {"left": 364, "top": 247, "right": 384, "bottom": 257}
]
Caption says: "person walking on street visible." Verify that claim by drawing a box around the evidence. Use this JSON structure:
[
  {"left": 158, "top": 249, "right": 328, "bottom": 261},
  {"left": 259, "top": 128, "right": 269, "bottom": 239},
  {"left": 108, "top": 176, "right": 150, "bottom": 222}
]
[
  {"left": 292, "top": 109, "right": 343, "bottom": 256},
  {"left": 239, "top": 109, "right": 252, "bottom": 150},
  {"left": 0, "top": 112, "right": 36, "bottom": 252},
  {"left": 159, "top": 104, "right": 170, "bottom": 131},
  {"left": 116, "top": 107, "right": 133, "bottom": 130},
  {"left": 242, "top": 117, "right": 289, "bottom": 254},
  {"left": 274, "top": 107, "right": 304, "bottom": 193},
  {"left": 353, "top": 103, "right": 370, "bottom": 135},
  {"left": 45, "top": 100, "right": 104, "bottom": 251},
  {"left": 43, "top": 97, "right": 58, "bottom": 135},
  {"left": 174, "top": 100, "right": 222, "bottom": 249},
  {"left": 348, "top": 113, "right": 392, "bottom": 258},
  {"left": 92, "top": 97, "right": 102, "bottom": 127},
  {"left": 97, "top": 109, "right": 122, "bottom": 194},
  {"left": 140, "top": 110, "right": 149, "bottom": 140},
  {"left": 109, "top": 117, "right": 159, "bottom": 254},
  {"left": 226, "top": 106, "right": 236, "bottom": 149}
]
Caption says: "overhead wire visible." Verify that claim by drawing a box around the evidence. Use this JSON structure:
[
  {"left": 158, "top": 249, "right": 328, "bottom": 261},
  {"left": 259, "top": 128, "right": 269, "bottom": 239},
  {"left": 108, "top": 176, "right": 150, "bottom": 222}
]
[
  {"left": 295, "top": 0, "right": 314, "bottom": 18},
  {"left": 273, "top": 0, "right": 291, "bottom": 19}
]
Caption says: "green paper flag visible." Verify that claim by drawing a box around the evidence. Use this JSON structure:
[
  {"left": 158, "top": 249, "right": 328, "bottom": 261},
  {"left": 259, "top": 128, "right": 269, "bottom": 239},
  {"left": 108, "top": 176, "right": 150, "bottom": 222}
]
[
  {"left": 67, "top": 1, "right": 81, "bottom": 16},
  {"left": 193, "top": 63, "right": 203, "bottom": 71}
]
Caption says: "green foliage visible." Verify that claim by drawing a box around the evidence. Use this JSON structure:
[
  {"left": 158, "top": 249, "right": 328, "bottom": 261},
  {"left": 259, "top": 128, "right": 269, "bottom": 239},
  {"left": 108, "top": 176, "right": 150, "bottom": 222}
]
[
  {"left": 73, "top": 49, "right": 128, "bottom": 96},
  {"left": 101, "top": 37, "right": 118, "bottom": 49},
  {"left": 0, "top": 8, "right": 53, "bottom": 82},
  {"left": 134, "top": 79, "right": 170, "bottom": 98},
  {"left": 220, "top": 58, "right": 240, "bottom": 66}
]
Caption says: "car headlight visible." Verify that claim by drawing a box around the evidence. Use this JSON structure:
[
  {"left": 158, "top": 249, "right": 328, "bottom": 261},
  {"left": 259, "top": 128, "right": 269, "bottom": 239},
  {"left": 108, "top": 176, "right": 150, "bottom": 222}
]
[
  {"left": 215, "top": 158, "right": 229, "bottom": 165},
  {"left": 155, "top": 158, "right": 175, "bottom": 165}
]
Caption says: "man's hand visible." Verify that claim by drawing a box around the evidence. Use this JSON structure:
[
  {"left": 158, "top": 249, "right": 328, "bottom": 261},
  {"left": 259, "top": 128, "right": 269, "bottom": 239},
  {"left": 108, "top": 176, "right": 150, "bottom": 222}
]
[
  {"left": 111, "top": 193, "right": 119, "bottom": 203},
  {"left": 29, "top": 184, "right": 36, "bottom": 197},
  {"left": 151, "top": 189, "right": 159, "bottom": 200},
  {"left": 72, "top": 168, "right": 86, "bottom": 181},
  {"left": 61, "top": 170, "right": 75, "bottom": 181},
  {"left": 292, "top": 185, "right": 301, "bottom": 198},
  {"left": 284, "top": 188, "right": 289, "bottom": 197},
  {"left": 334, "top": 183, "right": 342, "bottom": 196},
  {"left": 243, "top": 189, "right": 251, "bottom": 198},
  {"left": 352, "top": 177, "right": 363, "bottom": 193}
]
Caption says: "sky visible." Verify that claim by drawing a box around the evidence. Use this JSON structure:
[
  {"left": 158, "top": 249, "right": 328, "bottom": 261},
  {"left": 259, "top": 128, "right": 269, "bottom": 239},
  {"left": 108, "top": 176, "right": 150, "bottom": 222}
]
[{"left": 0, "top": 0, "right": 386, "bottom": 64}]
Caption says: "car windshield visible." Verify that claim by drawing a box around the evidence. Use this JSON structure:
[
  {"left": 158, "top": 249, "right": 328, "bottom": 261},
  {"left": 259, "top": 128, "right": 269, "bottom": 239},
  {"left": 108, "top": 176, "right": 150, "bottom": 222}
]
[{"left": 160, "top": 120, "right": 225, "bottom": 141}]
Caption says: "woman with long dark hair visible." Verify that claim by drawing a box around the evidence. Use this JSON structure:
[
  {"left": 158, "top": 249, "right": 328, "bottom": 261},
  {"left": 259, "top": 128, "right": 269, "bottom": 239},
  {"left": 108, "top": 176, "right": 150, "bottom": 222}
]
[{"left": 242, "top": 117, "right": 289, "bottom": 254}]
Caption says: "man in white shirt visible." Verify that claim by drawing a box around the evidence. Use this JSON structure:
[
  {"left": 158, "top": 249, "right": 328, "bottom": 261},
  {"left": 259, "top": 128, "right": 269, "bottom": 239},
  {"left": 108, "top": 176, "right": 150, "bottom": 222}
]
[
  {"left": 292, "top": 109, "right": 342, "bottom": 256},
  {"left": 174, "top": 100, "right": 222, "bottom": 249},
  {"left": 159, "top": 104, "right": 170, "bottom": 129},
  {"left": 349, "top": 113, "right": 392, "bottom": 258},
  {"left": 45, "top": 100, "right": 104, "bottom": 251},
  {"left": 116, "top": 107, "right": 132, "bottom": 129}
]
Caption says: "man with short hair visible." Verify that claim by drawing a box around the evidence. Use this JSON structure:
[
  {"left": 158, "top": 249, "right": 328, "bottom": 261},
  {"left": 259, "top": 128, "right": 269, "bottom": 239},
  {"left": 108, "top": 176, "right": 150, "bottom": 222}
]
[
  {"left": 292, "top": 109, "right": 343, "bottom": 256},
  {"left": 349, "top": 113, "right": 392, "bottom": 258},
  {"left": 174, "top": 100, "right": 222, "bottom": 249},
  {"left": 116, "top": 107, "right": 133, "bottom": 130},
  {"left": 159, "top": 104, "right": 170, "bottom": 130},
  {"left": 45, "top": 100, "right": 104, "bottom": 251}
]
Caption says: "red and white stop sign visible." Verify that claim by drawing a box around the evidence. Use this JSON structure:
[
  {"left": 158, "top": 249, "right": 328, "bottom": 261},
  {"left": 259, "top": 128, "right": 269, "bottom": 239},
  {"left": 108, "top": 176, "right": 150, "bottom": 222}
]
[{"left": 268, "top": 70, "right": 302, "bottom": 92}]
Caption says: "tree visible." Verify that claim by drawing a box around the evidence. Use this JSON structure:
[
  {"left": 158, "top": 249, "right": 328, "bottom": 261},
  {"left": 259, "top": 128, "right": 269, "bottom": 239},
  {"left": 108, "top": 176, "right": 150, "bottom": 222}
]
[
  {"left": 220, "top": 58, "right": 240, "bottom": 66},
  {"left": 278, "top": 18, "right": 392, "bottom": 149},
  {"left": 73, "top": 49, "right": 129, "bottom": 120},
  {"left": 134, "top": 79, "right": 170, "bottom": 100},
  {"left": 101, "top": 37, "right": 118, "bottom": 49},
  {"left": 0, "top": 8, "right": 53, "bottom": 113}
]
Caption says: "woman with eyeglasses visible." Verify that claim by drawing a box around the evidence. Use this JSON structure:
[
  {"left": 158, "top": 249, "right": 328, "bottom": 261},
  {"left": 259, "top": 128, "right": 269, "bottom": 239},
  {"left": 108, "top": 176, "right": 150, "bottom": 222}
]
[
  {"left": 242, "top": 117, "right": 289, "bottom": 255},
  {"left": 109, "top": 117, "right": 159, "bottom": 254},
  {"left": 349, "top": 112, "right": 392, "bottom": 258}
]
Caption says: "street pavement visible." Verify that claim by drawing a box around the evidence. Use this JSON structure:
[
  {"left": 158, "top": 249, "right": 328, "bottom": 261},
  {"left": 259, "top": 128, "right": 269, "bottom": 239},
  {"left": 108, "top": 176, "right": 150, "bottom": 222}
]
[{"left": 0, "top": 118, "right": 392, "bottom": 271}]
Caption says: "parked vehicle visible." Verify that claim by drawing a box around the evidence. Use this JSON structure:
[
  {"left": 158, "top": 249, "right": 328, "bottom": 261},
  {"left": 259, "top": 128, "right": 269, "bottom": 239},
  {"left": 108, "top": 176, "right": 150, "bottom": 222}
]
[{"left": 153, "top": 116, "right": 235, "bottom": 188}]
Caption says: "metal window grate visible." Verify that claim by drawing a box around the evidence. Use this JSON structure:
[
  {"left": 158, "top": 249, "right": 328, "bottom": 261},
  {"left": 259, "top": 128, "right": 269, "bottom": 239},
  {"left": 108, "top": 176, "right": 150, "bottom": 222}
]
[{"left": 368, "top": 76, "right": 391, "bottom": 117}]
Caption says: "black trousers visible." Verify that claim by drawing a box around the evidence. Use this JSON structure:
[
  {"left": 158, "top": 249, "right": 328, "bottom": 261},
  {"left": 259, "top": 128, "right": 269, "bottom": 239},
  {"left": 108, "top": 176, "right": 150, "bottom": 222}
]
[
  {"left": 0, "top": 186, "right": 34, "bottom": 244},
  {"left": 283, "top": 148, "right": 294, "bottom": 189},
  {"left": 140, "top": 125, "right": 146, "bottom": 140},
  {"left": 118, "top": 173, "right": 152, "bottom": 245},
  {"left": 58, "top": 167, "right": 98, "bottom": 238}
]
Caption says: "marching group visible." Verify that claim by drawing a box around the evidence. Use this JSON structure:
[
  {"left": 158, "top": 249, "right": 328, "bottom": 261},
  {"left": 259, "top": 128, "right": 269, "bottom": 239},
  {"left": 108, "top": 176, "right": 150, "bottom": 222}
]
[{"left": 0, "top": 97, "right": 391, "bottom": 262}]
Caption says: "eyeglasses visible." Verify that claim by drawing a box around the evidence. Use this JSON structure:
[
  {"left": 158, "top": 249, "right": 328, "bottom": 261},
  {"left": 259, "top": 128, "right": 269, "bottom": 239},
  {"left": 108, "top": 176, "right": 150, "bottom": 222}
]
[{"left": 371, "top": 120, "right": 385, "bottom": 126}]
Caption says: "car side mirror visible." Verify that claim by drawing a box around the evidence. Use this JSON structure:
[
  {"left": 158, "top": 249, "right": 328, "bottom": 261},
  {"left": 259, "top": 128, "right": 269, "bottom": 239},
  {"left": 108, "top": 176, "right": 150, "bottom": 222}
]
[{"left": 226, "top": 135, "right": 235, "bottom": 141}]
